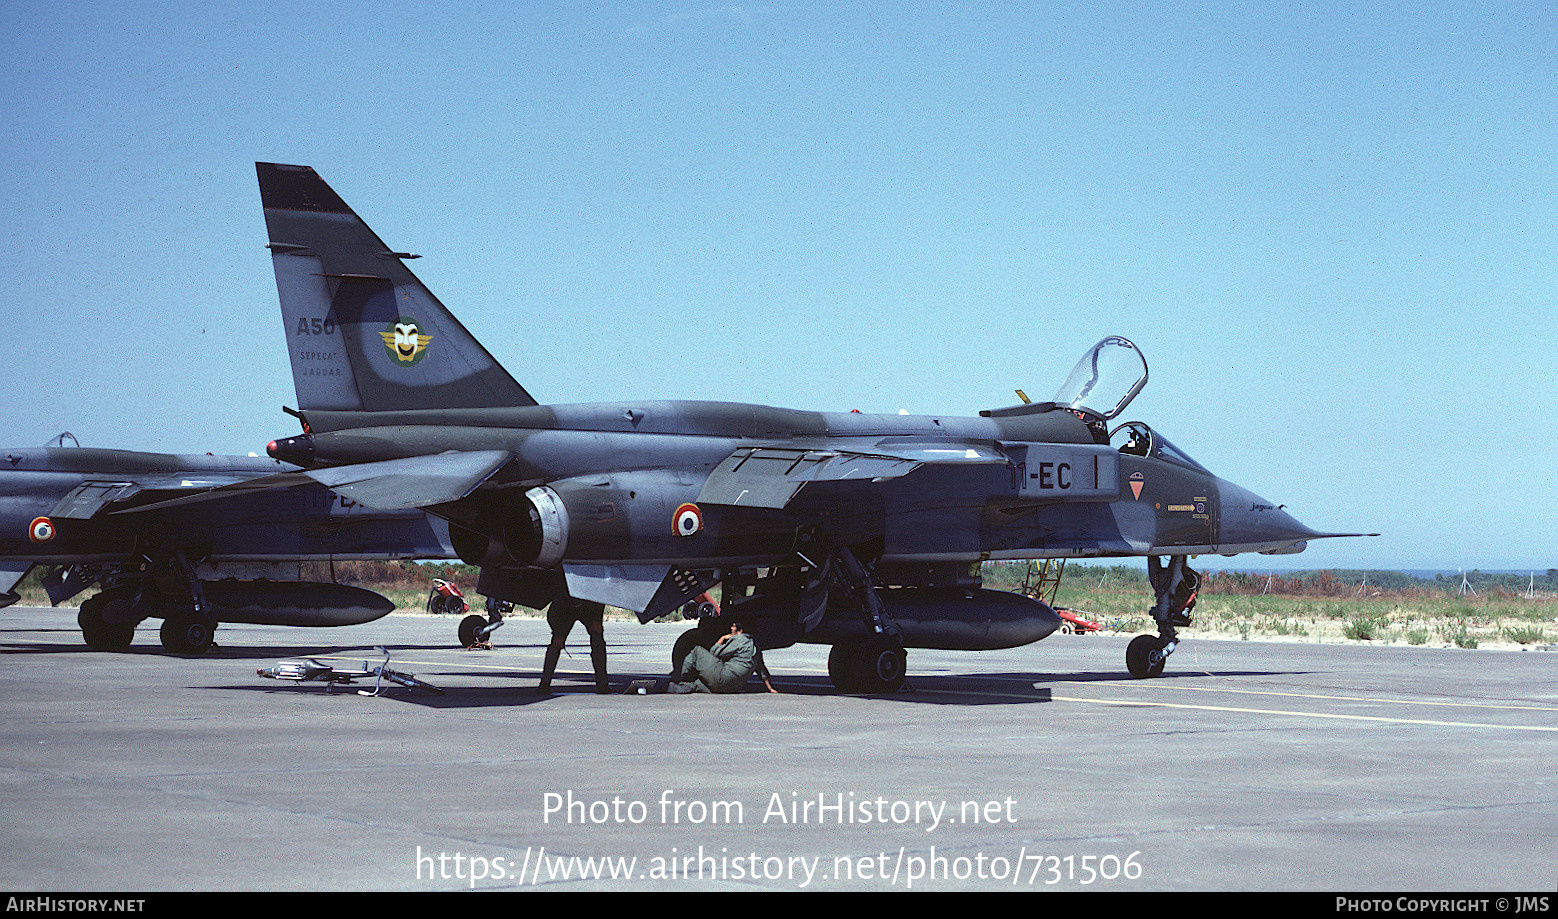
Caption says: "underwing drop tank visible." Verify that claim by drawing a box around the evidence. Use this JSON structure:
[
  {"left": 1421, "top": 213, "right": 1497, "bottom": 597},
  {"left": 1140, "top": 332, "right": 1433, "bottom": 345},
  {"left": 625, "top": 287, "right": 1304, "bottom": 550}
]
[
  {"left": 735, "top": 587, "right": 1063, "bottom": 652},
  {"left": 199, "top": 580, "right": 394, "bottom": 627}
]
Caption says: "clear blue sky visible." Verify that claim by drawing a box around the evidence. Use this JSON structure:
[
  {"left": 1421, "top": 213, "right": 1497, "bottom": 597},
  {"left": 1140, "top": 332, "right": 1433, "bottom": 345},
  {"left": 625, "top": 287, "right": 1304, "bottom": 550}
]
[{"left": 3, "top": 2, "right": 1554, "bottom": 572}]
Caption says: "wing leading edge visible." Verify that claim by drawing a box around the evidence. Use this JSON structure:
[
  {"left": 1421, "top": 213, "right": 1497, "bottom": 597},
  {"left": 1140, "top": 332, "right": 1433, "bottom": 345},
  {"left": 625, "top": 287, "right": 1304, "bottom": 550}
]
[
  {"left": 697, "top": 439, "right": 1118, "bottom": 509},
  {"left": 110, "top": 451, "right": 514, "bottom": 515}
]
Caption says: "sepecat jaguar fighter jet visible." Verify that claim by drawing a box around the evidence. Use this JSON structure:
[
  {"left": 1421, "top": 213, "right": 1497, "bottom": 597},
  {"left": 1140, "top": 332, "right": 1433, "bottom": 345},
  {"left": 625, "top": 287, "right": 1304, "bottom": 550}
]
[{"left": 228, "top": 162, "right": 1372, "bottom": 689}]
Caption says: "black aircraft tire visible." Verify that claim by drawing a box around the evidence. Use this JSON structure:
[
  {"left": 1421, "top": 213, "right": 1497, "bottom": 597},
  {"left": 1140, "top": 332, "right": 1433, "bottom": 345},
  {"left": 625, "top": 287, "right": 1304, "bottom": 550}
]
[
  {"left": 671, "top": 628, "right": 710, "bottom": 672},
  {"left": 827, "top": 640, "right": 861, "bottom": 693},
  {"left": 161, "top": 616, "right": 214, "bottom": 655},
  {"left": 78, "top": 598, "right": 134, "bottom": 652},
  {"left": 851, "top": 635, "right": 907, "bottom": 694},
  {"left": 458, "top": 614, "right": 487, "bottom": 648},
  {"left": 1127, "top": 635, "right": 1167, "bottom": 679}
]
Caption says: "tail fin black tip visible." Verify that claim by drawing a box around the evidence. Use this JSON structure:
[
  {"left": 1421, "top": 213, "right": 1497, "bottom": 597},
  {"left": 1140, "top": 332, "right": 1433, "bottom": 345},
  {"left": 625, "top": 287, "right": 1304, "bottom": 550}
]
[{"left": 256, "top": 162, "right": 353, "bottom": 215}]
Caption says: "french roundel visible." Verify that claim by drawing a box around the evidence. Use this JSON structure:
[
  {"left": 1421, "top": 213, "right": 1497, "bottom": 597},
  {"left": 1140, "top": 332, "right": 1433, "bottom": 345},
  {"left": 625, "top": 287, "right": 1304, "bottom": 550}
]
[
  {"left": 673, "top": 503, "right": 703, "bottom": 537},
  {"left": 28, "top": 516, "right": 55, "bottom": 543}
]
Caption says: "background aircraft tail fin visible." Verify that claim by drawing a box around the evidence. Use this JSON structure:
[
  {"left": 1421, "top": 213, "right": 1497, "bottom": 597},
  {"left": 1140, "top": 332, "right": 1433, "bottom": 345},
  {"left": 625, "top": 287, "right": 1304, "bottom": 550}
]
[{"left": 256, "top": 162, "right": 537, "bottom": 412}]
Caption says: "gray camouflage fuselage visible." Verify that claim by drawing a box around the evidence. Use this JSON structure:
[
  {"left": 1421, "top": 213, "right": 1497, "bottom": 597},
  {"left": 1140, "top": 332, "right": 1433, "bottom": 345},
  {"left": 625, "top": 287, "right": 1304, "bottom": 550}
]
[
  {"left": 273, "top": 398, "right": 1324, "bottom": 568},
  {"left": 246, "top": 162, "right": 1370, "bottom": 682}
]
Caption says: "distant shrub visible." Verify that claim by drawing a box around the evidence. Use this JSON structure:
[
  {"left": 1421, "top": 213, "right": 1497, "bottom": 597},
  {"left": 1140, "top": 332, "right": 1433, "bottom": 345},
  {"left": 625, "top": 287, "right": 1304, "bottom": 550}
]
[
  {"left": 1343, "top": 616, "right": 1385, "bottom": 640},
  {"left": 1503, "top": 626, "right": 1547, "bottom": 645}
]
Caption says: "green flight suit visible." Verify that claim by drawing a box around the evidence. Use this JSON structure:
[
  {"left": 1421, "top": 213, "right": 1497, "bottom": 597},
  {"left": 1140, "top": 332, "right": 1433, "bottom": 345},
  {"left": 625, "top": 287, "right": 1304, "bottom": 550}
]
[{"left": 674, "top": 631, "right": 757, "bottom": 693}]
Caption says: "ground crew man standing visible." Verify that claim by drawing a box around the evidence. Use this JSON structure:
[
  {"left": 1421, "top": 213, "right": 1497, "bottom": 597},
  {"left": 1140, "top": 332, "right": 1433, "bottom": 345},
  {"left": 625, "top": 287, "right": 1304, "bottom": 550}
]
[{"left": 537, "top": 596, "right": 609, "bottom": 695}]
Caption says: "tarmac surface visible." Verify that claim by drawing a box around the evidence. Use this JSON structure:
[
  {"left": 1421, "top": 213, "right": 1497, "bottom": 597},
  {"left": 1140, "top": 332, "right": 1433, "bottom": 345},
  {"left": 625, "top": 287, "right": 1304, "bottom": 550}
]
[{"left": 2, "top": 605, "right": 1556, "bottom": 892}]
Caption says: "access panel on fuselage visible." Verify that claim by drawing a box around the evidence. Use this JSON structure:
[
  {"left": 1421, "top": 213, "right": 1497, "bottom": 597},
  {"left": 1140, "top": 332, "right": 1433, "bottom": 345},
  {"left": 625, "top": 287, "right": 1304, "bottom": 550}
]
[{"left": 1117, "top": 455, "right": 1218, "bottom": 552}]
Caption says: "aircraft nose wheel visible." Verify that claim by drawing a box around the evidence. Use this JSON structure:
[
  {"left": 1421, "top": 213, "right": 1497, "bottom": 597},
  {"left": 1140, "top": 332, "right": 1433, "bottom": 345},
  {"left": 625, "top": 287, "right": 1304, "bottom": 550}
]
[
  {"left": 1126, "top": 634, "right": 1172, "bottom": 679},
  {"left": 458, "top": 614, "right": 487, "bottom": 648}
]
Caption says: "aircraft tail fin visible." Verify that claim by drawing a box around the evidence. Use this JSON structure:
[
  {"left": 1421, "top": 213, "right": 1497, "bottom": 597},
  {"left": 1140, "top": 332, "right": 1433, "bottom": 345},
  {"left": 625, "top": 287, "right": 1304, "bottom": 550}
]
[{"left": 256, "top": 163, "right": 537, "bottom": 412}]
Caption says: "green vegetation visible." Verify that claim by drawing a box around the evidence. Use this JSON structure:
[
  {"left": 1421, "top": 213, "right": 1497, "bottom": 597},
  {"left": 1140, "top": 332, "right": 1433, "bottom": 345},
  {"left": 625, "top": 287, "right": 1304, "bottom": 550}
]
[
  {"left": 1503, "top": 625, "right": 1548, "bottom": 646},
  {"left": 986, "top": 561, "right": 1558, "bottom": 649},
  {"left": 1342, "top": 616, "right": 1388, "bottom": 641}
]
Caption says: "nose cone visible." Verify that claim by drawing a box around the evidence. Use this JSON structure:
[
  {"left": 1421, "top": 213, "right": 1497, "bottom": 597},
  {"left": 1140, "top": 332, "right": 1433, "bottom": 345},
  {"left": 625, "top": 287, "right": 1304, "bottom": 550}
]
[{"left": 1216, "top": 479, "right": 1323, "bottom": 555}]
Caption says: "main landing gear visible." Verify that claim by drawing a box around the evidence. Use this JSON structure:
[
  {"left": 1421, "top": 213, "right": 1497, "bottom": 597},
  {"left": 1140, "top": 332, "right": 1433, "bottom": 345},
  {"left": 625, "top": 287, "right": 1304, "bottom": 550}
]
[
  {"left": 77, "top": 590, "right": 136, "bottom": 652},
  {"left": 821, "top": 545, "right": 908, "bottom": 693},
  {"left": 827, "top": 633, "right": 907, "bottom": 694},
  {"left": 75, "top": 564, "right": 219, "bottom": 655},
  {"left": 160, "top": 612, "right": 216, "bottom": 655}
]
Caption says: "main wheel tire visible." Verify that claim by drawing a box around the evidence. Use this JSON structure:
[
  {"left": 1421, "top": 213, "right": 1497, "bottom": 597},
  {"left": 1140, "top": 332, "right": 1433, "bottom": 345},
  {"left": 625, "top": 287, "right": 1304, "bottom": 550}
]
[
  {"left": 827, "top": 640, "right": 861, "bottom": 692},
  {"left": 1126, "top": 634, "right": 1167, "bottom": 679},
  {"left": 160, "top": 616, "right": 214, "bottom": 655},
  {"left": 671, "top": 628, "right": 710, "bottom": 672},
  {"left": 850, "top": 635, "right": 907, "bottom": 694},
  {"left": 77, "top": 596, "right": 134, "bottom": 651}
]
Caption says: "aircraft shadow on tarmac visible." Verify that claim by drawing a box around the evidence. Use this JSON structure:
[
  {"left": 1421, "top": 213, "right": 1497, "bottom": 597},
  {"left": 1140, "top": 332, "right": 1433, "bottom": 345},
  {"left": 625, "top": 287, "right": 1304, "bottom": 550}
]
[
  {"left": 0, "top": 622, "right": 524, "bottom": 660},
  {"left": 204, "top": 640, "right": 552, "bottom": 660},
  {"left": 0, "top": 629, "right": 103, "bottom": 655},
  {"left": 204, "top": 668, "right": 1058, "bottom": 709},
  {"left": 1025, "top": 668, "right": 1296, "bottom": 683},
  {"left": 225, "top": 682, "right": 556, "bottom": 708},
  {"left": 5, "top": 626, "right": 1299, "bottom": 708},
  {"left": 207, "top": 666, "right": 1292, "bottom": 709}
]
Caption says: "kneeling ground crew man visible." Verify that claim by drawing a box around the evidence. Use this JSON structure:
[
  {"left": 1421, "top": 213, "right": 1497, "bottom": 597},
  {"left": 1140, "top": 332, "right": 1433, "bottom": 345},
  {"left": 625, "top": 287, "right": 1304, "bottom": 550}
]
[{"left": 667, "top": 621, "right": 757, "bottom": 693}]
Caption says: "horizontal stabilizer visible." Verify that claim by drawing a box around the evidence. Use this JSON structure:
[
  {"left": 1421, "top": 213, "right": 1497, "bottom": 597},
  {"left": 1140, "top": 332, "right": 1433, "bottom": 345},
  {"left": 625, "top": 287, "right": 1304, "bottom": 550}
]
[
  {"left": 108, "top": 472, "right": 315, "bottom": 515},
  {"left": 49, "top": 465, "right": 304, "bottom": 520},
  {"left": 1, "top": 562, "right": 32, "bottom": 607},
  {"left": 303, "top": 450, "right": 513, "bottom": 511}
]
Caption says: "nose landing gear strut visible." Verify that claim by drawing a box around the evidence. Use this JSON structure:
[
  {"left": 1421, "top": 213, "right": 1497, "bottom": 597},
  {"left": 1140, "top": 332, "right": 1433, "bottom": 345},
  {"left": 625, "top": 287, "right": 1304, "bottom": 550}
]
[{"left": 1129, "top": 555, "right": 1197, "bottom": 678}]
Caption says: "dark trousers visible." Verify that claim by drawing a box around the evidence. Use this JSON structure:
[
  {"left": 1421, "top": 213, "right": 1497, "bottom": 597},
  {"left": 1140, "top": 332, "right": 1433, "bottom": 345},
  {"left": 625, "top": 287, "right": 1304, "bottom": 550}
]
[{"left": 539, "top": 599, "right": 607, "bottom": 692}]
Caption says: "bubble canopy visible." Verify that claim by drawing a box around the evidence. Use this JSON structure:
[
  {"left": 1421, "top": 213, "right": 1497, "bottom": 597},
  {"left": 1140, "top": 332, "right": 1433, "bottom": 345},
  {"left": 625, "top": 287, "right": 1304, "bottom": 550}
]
[{"left": 1051, "top": 336, "right": 1148, "bottom": 421}]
